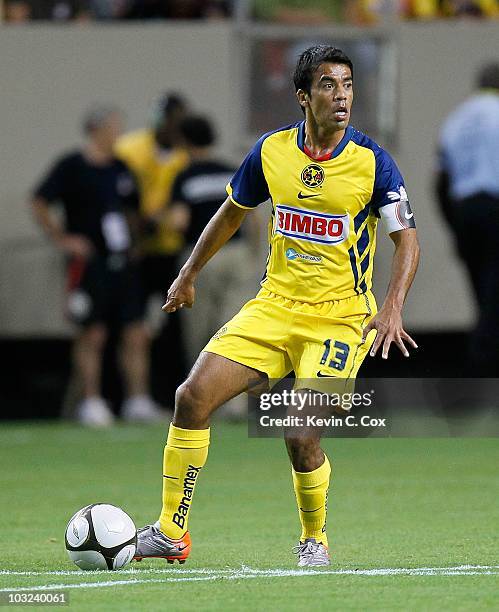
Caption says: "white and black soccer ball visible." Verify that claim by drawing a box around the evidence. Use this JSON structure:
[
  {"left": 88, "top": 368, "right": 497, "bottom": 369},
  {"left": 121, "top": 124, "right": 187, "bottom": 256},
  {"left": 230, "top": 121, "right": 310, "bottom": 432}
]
[{"left": 65, "top": 504, "right": 137, "bottom": 570}]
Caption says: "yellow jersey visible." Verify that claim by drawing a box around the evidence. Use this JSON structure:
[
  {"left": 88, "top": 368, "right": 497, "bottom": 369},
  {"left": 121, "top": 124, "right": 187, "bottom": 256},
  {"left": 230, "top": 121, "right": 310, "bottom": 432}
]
[
  {"left": 227, "top": 122, "right": 410, "bottom": 303},
  {"left": 115, "top": 129, "right": 189, "bottom": 255}
]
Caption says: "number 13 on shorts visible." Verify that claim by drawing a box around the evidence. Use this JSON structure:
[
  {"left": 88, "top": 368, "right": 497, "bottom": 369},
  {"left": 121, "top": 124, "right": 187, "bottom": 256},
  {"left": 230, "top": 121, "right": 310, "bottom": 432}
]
[{"left": 320, "top": 339, "right": 350, "bottom": 371}]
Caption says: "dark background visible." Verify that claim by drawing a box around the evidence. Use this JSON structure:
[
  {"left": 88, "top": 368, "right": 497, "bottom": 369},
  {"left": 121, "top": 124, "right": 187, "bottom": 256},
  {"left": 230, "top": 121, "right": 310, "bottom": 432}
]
[{"left": 0, "top": 329, "right": 465, "bottom": 420}]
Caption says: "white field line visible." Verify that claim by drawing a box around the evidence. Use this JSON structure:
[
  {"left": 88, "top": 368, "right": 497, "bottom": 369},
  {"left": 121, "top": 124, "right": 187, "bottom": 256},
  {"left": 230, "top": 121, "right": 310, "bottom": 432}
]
[
  {"left": 1, "top": 565, "right": 499, "bottom": 592},
  {"left": 0, "top": 564, "right": 498, "bottom": 577},
  {"left": 0, "top": 568, "right": 225, "bottom": 577}
]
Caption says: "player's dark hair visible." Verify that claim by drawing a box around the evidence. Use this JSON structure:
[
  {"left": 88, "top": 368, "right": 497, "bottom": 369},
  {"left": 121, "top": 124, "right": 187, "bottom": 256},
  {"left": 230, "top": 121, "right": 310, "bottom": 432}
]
[
  {"left": 180, "top": 115, "right": 216, "bottom": 148},
  {"left": 477, "top": 62, "right": 499, "bottom": 90},
  {"left": 293, "top": 45, "right": 353, "bottom": 111}
]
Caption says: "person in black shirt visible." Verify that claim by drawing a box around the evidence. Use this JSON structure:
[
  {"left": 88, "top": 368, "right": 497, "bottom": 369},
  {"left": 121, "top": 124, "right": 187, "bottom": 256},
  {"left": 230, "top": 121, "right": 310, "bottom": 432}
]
[
  {"left": 169, "top": 116, "right": 260, "bottom": 374},
  {"left": 31, "top": 105, "right": 164, "bottom": 426}
]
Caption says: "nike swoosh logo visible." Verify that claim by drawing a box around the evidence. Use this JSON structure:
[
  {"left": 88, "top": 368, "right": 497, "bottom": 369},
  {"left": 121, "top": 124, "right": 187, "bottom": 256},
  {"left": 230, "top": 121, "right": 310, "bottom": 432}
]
[
  {"left": 163, "top": 475, "right": 179, "bottom": 480},
  {"left": 405, "top": 211, "right": 414, "bottom": 219},
  {"left": 141, "top": 539, "right": 175, "bottom": 554},
  {"left": 317, "top": 371, "right": 338, "bottom": 378},
  {"left": 298, "top": 192, "right": 319, "bottom": 199},
  {"left": 300, "top": 507, "right": 323, "bottom": 513}
]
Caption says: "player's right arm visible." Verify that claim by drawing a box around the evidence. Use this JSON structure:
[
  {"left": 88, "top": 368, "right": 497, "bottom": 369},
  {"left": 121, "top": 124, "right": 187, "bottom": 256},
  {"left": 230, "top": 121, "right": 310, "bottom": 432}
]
[
  {"left": 163, "top": 134, "right": 270, "bottom": 313},
  {"left": 162, "top": 197, "right": 248, "bottom": 312}
]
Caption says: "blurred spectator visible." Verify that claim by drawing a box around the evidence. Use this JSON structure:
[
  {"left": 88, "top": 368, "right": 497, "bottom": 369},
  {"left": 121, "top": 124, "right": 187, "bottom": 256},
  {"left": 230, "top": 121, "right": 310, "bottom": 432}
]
[
  {"left": 3, "top": 0, "right": 496, "bottom": 20},
  {"left": 404, "top": 0, "right": 440, "bottom": 18},
  {"left": 404, "top": 0, "right": 498, "bottom": 18},
  {"left": 169, "top": 115, "right": 260, "bottom": 368},
  {"left": 4, "top": 0, "right": 32, "bottom": 20},
  {"left": 31, "top": 105, "right": 165, "bottom": 425},
  {"left": 3, "top": 0, "right": 230, "bottom": 19},
  {"left": 123, "top": 0, "right": 230, "bottom": 19},
  {"left": 252, "top": 0, "right": 409, "bottom": 23},
  {"left": 442, "top": 0, "right": 498, "bottom": 16},
  {"left": 89, "top": 0, "right": 130, "bottom": 19},
  {"left": 115, "top": 93, "right": 189, "bottom": 402},
  {"left": 253, "top": 0, "right": 343, "bottom": 23},
  {"left": 362, "top": 0, "right": 404, "bottom": 21},
  {"left": 436, "top": 63, "right": 499, "bottom": 375},
  {"left": 116, "top": 93, "right": 188, "bottom": 304},
  {"left": 4, "top": 0, "right": 91, "bottom": 21}
]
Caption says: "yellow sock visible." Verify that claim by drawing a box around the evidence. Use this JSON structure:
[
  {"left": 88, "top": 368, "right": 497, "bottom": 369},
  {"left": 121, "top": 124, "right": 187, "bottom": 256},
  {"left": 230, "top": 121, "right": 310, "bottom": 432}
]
[
  {"left": 292, "top": 455, "right": 331, "bottom": 547},
  {"left": 159, "top": 424, "right": 210, "bottom": 539}
]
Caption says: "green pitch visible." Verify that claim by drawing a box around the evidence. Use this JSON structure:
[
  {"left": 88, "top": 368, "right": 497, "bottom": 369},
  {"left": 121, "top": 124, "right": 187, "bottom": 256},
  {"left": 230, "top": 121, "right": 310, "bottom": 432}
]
[{"left": 0, "top": 423, "right": 498, "bottom": 611}]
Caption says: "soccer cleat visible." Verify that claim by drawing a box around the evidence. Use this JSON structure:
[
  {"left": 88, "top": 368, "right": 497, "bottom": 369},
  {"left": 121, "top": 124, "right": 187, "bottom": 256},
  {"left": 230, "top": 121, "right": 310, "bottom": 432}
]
[
  {"left": 292, "top": 538, "right": 330, "bottom": 567},
  {"left": 133, "top": 523, "right": 191, "bottom": 564}
]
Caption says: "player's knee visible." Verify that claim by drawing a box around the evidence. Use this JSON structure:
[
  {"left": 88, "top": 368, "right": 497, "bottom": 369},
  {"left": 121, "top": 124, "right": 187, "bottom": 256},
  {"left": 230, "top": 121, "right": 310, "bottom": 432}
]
[{"left": 174, "top": 380, "right": 211, "bottom": 427}]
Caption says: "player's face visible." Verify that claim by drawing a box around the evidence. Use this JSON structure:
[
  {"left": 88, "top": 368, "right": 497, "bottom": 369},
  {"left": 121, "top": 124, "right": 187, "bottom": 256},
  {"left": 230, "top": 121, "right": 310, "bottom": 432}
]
[{"left": 306, "top": 62, "right": 353, "bottom": 131}]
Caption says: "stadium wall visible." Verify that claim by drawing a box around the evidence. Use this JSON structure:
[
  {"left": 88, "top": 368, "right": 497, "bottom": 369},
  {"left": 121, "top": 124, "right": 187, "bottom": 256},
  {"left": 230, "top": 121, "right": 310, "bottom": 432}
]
[
  {"left": 0, "top": 22, "right": 498, "bottom": 337},
  {"left": 0, "top": 24, "right": 234, "bottom": 337}
]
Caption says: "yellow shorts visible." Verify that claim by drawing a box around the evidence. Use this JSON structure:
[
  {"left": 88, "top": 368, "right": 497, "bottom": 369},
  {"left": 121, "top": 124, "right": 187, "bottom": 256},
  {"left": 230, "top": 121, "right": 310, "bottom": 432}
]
[{"left": 203, "top": 288, "right": 377, "bottom": 390}]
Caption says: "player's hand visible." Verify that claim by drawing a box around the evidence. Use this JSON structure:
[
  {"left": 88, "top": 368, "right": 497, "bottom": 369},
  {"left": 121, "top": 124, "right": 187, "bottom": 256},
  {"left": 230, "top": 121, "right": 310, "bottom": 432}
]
[
  {"left": 57, "top": 234, "right": 94, "bottom": 259},
  {"left": 162, "top": 272, "right": 195, "bottom": 313},
  {"left": 362, "top": 307, "right": 417, "bottom": 360}
]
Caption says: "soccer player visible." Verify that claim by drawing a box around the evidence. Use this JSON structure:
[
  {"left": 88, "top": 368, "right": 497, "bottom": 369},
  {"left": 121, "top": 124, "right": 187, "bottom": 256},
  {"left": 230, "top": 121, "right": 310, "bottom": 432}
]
[{"left": 134, "top": 45, "right": 420, "bottom": 566}]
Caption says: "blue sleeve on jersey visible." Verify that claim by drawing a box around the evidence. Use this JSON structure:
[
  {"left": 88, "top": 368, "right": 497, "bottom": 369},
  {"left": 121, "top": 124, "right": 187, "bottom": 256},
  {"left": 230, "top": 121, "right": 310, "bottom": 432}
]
[
  {"left": 372, "top": 149, "right": 406, "bottom": 212},
  {"left": 228, "top": 137, "right": 270, "bottom": 208}
]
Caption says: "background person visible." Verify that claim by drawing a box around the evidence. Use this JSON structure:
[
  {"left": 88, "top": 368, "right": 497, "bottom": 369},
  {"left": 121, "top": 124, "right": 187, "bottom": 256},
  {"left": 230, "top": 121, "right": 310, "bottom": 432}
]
[
  {"left": 436, "top": 62, "right": 499, "bottom": 375},
  {"left": 169, "top": 115, "right": 260, "bottom": 369},
  {"left": 4, "top": 0, "right": 91, "bottom": 21},
  {"left": 31, "top": 105, "right": 163, "bottom": 426},
  {"left": 115, "top": 92, "right": 190, "bottom": 406},
  {"left": 123, "top": 0, "right": 230, "bottom": 19}
]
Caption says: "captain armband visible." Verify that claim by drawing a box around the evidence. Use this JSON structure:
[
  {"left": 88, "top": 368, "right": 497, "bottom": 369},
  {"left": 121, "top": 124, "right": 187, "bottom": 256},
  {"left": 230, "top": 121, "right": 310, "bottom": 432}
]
[{"left": 379, "top": 199, "right": 416, "bottom": 234}]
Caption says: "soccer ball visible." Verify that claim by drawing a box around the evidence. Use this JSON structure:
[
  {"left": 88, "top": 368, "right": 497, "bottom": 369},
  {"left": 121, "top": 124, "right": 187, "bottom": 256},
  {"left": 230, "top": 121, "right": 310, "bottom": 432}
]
[{"left": 65, "top": 504, "right": 137, "bottom": 570}]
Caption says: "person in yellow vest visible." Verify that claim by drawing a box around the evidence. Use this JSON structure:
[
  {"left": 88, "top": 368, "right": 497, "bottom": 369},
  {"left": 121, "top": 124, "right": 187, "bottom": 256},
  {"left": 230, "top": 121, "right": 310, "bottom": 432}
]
[
  {"left": 116, "top": 93, "right": 189, "bottom": 291},
  {"left": 115, "top": 93, "right": 190, "bottom": 405}
]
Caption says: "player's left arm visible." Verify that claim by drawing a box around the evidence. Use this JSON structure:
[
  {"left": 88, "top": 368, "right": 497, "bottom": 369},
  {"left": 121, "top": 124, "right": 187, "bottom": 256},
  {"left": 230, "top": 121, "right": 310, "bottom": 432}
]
[{"left": 362, "top": 228, "right": 420, "bottom": 359}]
